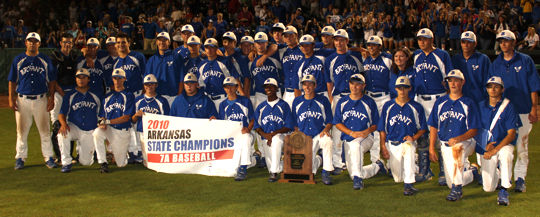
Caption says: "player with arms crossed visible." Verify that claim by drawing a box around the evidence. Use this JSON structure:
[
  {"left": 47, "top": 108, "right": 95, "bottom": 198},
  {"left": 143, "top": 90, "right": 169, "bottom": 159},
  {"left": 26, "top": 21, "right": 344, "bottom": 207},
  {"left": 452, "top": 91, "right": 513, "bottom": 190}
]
[
  {"left": 378, "top": 76, "right": 427, "bottom": 195},
  {"left": 57, "top": 69, "right": 102, "bottom": 173},
  {"left": 428, "top": 69, "right": 482, "bottom": 202},
  {"left": 333, "top": 74, "right": 386, "bottom": 190},
  {"left": 488, "top": 30, "right": 540, "bottom": 193},
  {"left": 477, "top": 76, "right": 521, "bottom": 206}
]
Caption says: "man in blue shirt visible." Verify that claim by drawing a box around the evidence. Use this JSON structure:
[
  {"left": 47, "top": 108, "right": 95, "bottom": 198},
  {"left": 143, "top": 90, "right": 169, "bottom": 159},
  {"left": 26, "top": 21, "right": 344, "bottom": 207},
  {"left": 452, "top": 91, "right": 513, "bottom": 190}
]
[
  {"left": 292, "top": 35, "right": 328, "bottom": 98},
  {"left": 82, "top": 21, "right": 96, "bottom": 40},
  {"left": 221, "top": 32, "right": 252, "bottom": 99},
  {"left": 113, "top": 33, "right": 147, "bottom": 97},
  {"left": 120, "top": 17, "right": 135, "bottom": 39},
  {"left": 143, "top": 16, "right": 158, "bottom": 50},
  {"left": 77, "top": 38, "right": 108, "bottom": 98},
  {"left": 1, "top": 19, "right": 16, "bottom": 48},
  {"left": 170, "top": 73, "right": 218, "bottom": 119},
  {"left": 281, "top": 26, "right": 304, "bottom": 107}
]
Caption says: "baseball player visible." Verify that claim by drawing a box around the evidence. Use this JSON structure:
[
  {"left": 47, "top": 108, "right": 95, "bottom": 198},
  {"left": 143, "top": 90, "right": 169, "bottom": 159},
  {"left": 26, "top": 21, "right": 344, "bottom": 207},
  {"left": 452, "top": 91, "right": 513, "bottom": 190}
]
[
  {"left": 314, "top": 26, "right": 336, "bottom": 51},
  {"left": 50, "top": 33, "right": 78, "bottom": 164},
  {"left": 170, "top": 73, "right": 218, "bottom": 119},
  {"left": 477, "top": 76, "right": 521, "bottom": 205},
  {"left": 270, "top": 23, "right": 286, "bottom": 45},
  {"left": 222, "top": 32, "right": 252, "bottom": 99},
  {"left": 181, "top": 36, "right": 205, "bottom": 80},
  {"left": 292, "top": 75, "right": 334, "bottom": 185},
  {"left": 93, "top": 68, "right": 135, "bottom": 173},
  {"left": 362, "top": 36, "right": 392, "bottom": 166},
  {"left": 413, "top": 28, "right": 454, "bottom": 184},
  {"left": 488, "top": 30, "right": 540, "bottom": 193},
  {"left": 378, "top": 76, "right": 427, "bottom": 195},
  {"left": 240, "top": 36, "right": 255, "bottom": 58},
  {"left": 174, "top": 24, "right": 206, "bottom": 62},
  {"left": 333, "top": 74, "right": 386, "bottom": 190},
  {"left": 145, "top": 32, "right": 183, "bottom": 105},
  {"left": 132, "top": 74, "right": 171, "bottom": 163},
  {"left": 57, "top": 69, "right": 102, "bottom": 173},
  {"left": 113, "top": 32, "right": 146, "bottom": 97},
  {"left": 324, "top": 29, "right": 364, "bottom": 175},
  {"left": 427, "top": 69, "right": 481, "bottom": 202},
  {"left": 9, "top": 32, "right": 58, "bottom": 170},
  {"left": 76, "top": 38, "right": 109, "bottom": 98},
  {"left": 218, "top": 77, "right": 258, "bottom": 181},
  {"left": 292, "top": 35, "right": 328, "bottom": 98},
  {"left": 254, "top": 78, "right": 294, "bottom": 182},
  {"left": 281, "top": 26, "right": 304, "bottom": 107},
  {"left": 98, "top": 37, "right": 120, "bottom": 94}
]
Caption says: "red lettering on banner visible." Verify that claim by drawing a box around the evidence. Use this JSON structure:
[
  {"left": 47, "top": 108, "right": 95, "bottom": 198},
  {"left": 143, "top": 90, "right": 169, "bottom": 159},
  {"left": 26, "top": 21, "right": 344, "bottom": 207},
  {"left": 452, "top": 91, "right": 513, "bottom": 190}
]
[{"left": 147, "top": 150, "right": 234, "bottom": 163}]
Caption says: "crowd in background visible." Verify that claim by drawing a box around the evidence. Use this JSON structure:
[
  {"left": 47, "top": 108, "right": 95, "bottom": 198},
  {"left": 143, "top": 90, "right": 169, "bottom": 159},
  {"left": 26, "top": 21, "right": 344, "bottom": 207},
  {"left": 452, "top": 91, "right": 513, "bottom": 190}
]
[{"left": 1, "top": 0, "right": 540, "bottom": 51}]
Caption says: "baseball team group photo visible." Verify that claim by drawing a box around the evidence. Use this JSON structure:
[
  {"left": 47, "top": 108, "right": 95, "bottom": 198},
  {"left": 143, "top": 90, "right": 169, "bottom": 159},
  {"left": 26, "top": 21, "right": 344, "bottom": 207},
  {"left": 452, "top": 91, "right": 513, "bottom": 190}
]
[{"left": 2, "top": 0, "right": 540, "bottom": 215}]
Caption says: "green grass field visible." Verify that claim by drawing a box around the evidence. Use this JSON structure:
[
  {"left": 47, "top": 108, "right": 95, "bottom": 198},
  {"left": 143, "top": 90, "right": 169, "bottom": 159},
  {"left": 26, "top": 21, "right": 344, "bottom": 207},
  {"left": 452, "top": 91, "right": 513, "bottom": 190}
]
[{"left": 1, "top": 108, "right": 539, "bottom": 216}]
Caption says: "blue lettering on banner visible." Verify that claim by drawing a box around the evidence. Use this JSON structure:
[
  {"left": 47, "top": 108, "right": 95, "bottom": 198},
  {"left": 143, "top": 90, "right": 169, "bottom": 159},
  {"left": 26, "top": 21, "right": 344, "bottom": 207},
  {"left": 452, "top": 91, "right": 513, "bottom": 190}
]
[{"left": 147, "top": 138, "right": 236, "bottom": 152}]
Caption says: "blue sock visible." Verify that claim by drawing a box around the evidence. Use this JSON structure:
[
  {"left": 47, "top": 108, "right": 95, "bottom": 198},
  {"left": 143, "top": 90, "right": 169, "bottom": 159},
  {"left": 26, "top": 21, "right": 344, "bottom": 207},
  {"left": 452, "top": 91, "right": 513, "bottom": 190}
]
[{"left": 240, "top": 165, "right": 247, "bottom": 170}]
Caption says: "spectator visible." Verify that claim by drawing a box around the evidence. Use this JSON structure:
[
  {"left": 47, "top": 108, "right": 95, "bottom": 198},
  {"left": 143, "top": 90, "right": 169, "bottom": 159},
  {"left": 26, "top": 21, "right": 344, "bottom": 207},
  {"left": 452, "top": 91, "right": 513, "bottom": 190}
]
[
  {"left": 288, "top": 12, "right": 303, "bottom": 31},
  {"left": 95, "top": 21, "right": 108, "bottom": 44},
  {"left": 518, "top": 26, "right": 539, "bottom": 50},
  {"left": 69, "top": 1, "right": 78, "bottom": 25},
  {"left": 403, "top": 15, "right": 417, "bottom": 49},
  {"left": 522, "top": 0, "right": 533, "bottom": 21},
  {"left": 476, "top": 15, "right": 496, "bottom": 50},
  {"left": 191, "top": 16, "right": 205, "bottom": 38},
  {"left": 258, "top": 4, "right": 268, "bottom": 21},
  {"left": 319, "top": 0, "right": 333, "bottom": 16},
  {"left": 202, "top": 20, "right": 216, "bottom": 41},
  {"left": 272, "top": 0, "right": 287, "bottom": 23},
  {"left": 448, "top": 12, "right": 461, "bottom": 50},
  {"left": 1, "top": 19, "right": 15, "bottom": 48},
  {"left": 392, "top": 16, "right": 405, "bottom": 49},
  {"left": 67, "top": 22, "right": 80, "bottom": 38},
  {"left": 352, "top": 15, "right": 364, "bottom": 47},
  {"left": 94, "top": 0, "right": 106, "bottom": 23},
  {"left": 281, "top": 0, "right": 293, "bottom": 13},
  {"left": 108, "top": 22, "right": 119, "bottom": 38},
  {"left": 228, "top": 0, "right": 241, "bottom": 20},
  {"left": 171, "top": 6, "right": 182, "bottom": 21},
  {"left": 433, "top": 13, "right": 446, "bottom": 49},
  {"left": 143, "top": 16, "right": 158, "bottom": 50},
  {"left": 82, "top": 21, "right": 96, "bottom": 40},
  {"left": 238, "top": 4, "right": 255, "bottom": 27},
  {"left": 74, "top": 31, "right": 86, "bottom": 49},
  {"left": 57, "top": 24, "right": 67, "bottom": 42},
  {"left": 18, "top": 20, "right": 28, "bottom": 34},
  {"left": 256, "top": 19, "right": 270, "bottom": 35},
  {"left": 231, "top": 22, "right": 245, "bottom": 44},
  {"left": 46, "top": 31, "right": 56, "bottom": 48},
  {"left": 215, "top": 13, "right": 228, "bottom": 42},
  {"left": 120, "top": 17, "right": 135, "bottom": 38},
  {"left": 206, "top": 8, "right": 217, "bottom": 25},
  {"left": 494, "top": 15, "right": 509, "bottom": 51},
  {"left": 171, "top": 26, "right": 183, "bottom": 49},
  {"left": 14, "top": 27, "right": 26, "bottom": 48},
  {"left": 134, "top": 15, "right": 145, "bottom": 50},
  {"left": 310, "top": 0, "right": 319, "bottom": 17},
  {"left": 382, "top": 14, "right": 393, "bottom": 50},
  {"left": 157, "top": 20, "right": 167, "bottom": 34}
]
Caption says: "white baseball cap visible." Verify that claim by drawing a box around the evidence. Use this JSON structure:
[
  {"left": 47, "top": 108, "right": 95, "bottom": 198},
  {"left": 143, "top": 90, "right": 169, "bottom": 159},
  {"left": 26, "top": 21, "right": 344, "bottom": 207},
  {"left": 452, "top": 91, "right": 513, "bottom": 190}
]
[
  {"left": 262, "top": 78, "right": 279, "bottom": 87},
  {"left": 461, "top": 31, "right": 476, "bottom": 42},
  {"left": 301, "top": 75, "right": 316, "bottom": 84},
  {"left": 223, "top": 76, "right": 238, "bottom": 86},
  {"left": 348, "top": 74, "right": 365, "bottom": 84},
  {"left": 417, "top": 28, "right": 434, "bottom": 39},
  {"left": 445, "top": 69, "right": 465, "bottom": 80},
  {"left": 143, "top": 74, "right": 158, "bottom": 84},
  {"left": 254, "top": 32, "right": 269, "bottom": 43},
  {"left": 284, "top": 26, "right": 298, "bottom": 34},
  {"left": 208, "top": 19, "right": 214, "bottom": 23},
  {"left": 204, "top": 38, "right": 218, "bottom": 47},
  {"left": 187, "top": 36, "right": 201, "bottom": 45},
  {"left": 241, "top": 36, "right": 254, "bottom": 44},
  {"left": 157, "top": 32, "right": 170, "bottom": 41},
  {"left": 223, "top": 31, "right": 237, "bottom": 41},
  {"left": 106, "top": 37, "right": 116, "bottom": 44},
  {"left": 366, "top": 36, "right": 382, "bottom": 45},
  {"left": 112, "top": 68, "right": 126, "bottom": 78},
  {"left": 486, "top": 76, "right": 504, "bottom": 88},
  {"left": 271, "top": 23, "right": 286, "bottom": 31},
  {"left": 87, "top": 38, "right": 99, "bottom": 46},
  {"left": 299, "top": 35, "right": 315, "bottom": 44},
  {"left": 333, "top": 29, "right": 349, "bottom": 39},
  {"left": 181, "top": 24, "right": 195, "bottom": 33},
  {"left": 395, "top": 76, "right": 411, "bottom": 88},
  {"left": 321, "top": 26, "right": 335, "bottom": 35},
  {"left": 496, "top": 30, "right": 516, "bottom": 41},
  {"left": 75, "top": 68, "right": 90, "bottom": 77},
  {"left": 26, "top": 32, "right": 41, "bottom": 42},
  {"left": 184, "top": 73, "right": 198, "bottom": 83}
]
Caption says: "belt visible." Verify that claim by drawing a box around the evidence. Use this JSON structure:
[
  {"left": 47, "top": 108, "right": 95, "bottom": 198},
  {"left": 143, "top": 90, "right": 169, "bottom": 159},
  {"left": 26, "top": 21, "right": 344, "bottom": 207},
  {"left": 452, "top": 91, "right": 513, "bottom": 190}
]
[
  {"left": 389, "top": 140, "right": 401, "bottom": 146},
  {"left": 210, "top": 94, "right": 226, "bottom": 100},
  {"left": 285, "top": 88, "right": 294, "bottom": 93},
  {"left": 366, "top": 91, "right": 388, "bottom": 98},
  {"left": 112, "top": 126, "right": 130, "bottom": 131},
  {"left": 18, "top": 93, "right": 45, "bottom": 100},
  {"left": 418, "top": 93, "right": 445, "bottom": 101},
  {"left": 440, "top": 141, "right": 449, "bottom": 147}
]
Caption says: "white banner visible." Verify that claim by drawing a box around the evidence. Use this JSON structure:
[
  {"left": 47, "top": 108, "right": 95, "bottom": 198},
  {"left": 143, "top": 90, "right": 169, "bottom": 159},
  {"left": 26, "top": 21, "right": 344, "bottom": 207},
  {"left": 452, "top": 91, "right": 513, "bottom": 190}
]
[{"left": 142, "top": 113, "right": 242, "bottom": 177}]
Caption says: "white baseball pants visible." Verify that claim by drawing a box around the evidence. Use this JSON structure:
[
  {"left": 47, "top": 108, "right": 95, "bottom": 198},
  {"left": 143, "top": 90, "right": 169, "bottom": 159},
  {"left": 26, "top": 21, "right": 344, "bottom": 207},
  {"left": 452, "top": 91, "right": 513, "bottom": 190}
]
[
  {"left": 440, "top": 139, "right": 475, "bottom": 188},
  {"left": 331, "top": 94, "right": 345, "bottom": 169},
  {"left": 261, "top": 133, "right": 285, "bottom": 174},
  {"left": 58, "top": 123, "right": 95, "bottom": 166},
  {"left": 93, "top": 126, "right": 131, "bottom": 167},
  {"left": 515, "top": 114, "right": 532, "bottom": 181},
  {"left": 370, "top": 93, "right": 391, "bottom": 163},
  {"left": 344, "top": 136, "right": 380, "bottom": 179},
  {"left": 50, "top": 92, "right": 63, "bottom": 123},
  {"left": 386, "top": 141, "right": 417, "bottom": 184},
  {"left": 312, "top": 133, "right": 334, "bottom": 174},
  {"left": 15, "top": 95, "right": 54, "bottom": 161},
  {"left": 282, "top": 90, "right": 295, "bottom": 108},
  {"left": 481, "top": 145, "right": 514, "bottom": 192}
]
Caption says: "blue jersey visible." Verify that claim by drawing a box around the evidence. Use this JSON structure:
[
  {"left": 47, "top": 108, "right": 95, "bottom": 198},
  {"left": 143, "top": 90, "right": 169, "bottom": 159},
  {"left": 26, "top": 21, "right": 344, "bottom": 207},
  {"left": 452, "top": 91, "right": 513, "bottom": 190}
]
[
  {"left": 362, "top": 52, "right": 393, "bottom": 93},
  {"left": 413, "top": 48, "right": 453, "bottom": 95},
  {"left": 313, "top": 43, "right": 336, "bottom": 57},
  {"left": 254, "top": 99, "right": 294, "bottom": 133},
  {"left": 197, "top": 56, "right": 239, "bottom": 97},
  {"left": 477, "top": 98, "right": 522, "bottom": 154},
  {"left": 218, "top": 95, "right": 255, "bottom": 128},
  {"left": 250, "top": 55, "right": 282, "bottom": 94},
  {"left": 100, "top": 90, "right": 135, "bottom": 130},
  {"left": 113, "top": 51, "right": 147, "bottom": 93},
  {"left": 488, "top": 52, "right": 540, "bottom": 114},
  {"left": 59, "top": 89, "right": 101, "bottom": 131},
  {"left": 324, "top": 51, "right": 364, "bottom": 96},
  {"left": 226, "top": 50, "right": 252, "bottom": 80},
  {"left": 145, "top": 50, "right": 183, "bottom": 96},
  {"left": 377, "top": 99, "right": 427, "bottom": 144},
  {"left": 280, "top": 45, "right": 304, "bottom": 89},
  {"left": 121, "top": 23, "right": 135, "bottom": 37},
  {"left": 389, "top": 67, "right": 416, "bottom": 99},
  {"left": 332, "top": 95, "right": 379, "bottom": 141},
  {"left": 291, "top": 54, "right": 327, "bottom": 94},
  {"left": 8, "top": 52, "right": 57, "bottom": 95},
  {"left": 181, "top": 55, "right": 205, "bottom": 82},
  {"left": 143, "top": 22, "right": 158, "bottom": 39},
  {"left": 292, "top": 95, "right": 333, "bottom": 138},
  {"left": 174, "top": 45, "right": 190, "bottom": 61},
  {"left": 134, "top": 95, "right": 170, "bottom": 132},
  {"left": 170, "top": 90, "right": 218, "bottom": 118},
  {"left": 451, "top": 50, "right": 491, "bottom": 104},
  {"left": 98, "top": 53, "right": 118, "bottom": 87},
  {"left": 427, "top": 95, "right": 481, "bottom": 142},
  {"left": 77, "top": 56, "right": 109, "bottom": 97}
]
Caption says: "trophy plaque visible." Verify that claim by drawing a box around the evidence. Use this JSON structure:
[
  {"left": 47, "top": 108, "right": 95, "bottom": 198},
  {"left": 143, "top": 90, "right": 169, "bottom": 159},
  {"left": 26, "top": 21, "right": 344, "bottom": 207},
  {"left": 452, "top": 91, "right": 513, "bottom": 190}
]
[{"left": 277, "top": 131, "right": 315, "bottom": 184}]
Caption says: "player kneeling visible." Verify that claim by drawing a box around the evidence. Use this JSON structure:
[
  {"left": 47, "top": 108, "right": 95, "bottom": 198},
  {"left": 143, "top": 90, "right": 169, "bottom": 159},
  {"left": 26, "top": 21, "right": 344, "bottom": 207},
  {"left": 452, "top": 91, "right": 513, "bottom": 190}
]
[
  {"left": 428, "top": 70, "right": 482, "bottom": 201},
  {"left": 333, "top": 74, "right": 386, "bottom": 190},
  {"left": 378, "top": 76, "right": 427, "bottom": 195},
  {"left": 218, "top": 77, "right": 259, "bottom": 181},
  {"left": 93, "top": 69, "right": 135, "bottom": 173},
  {"left": 57, "top": 69, "right": 102, "bottom": 173},
  {"left": 254, "top": 78, "right": 294, "bottom": 182},
  {"left": 477, "top": 77, "right": 521, "bottom": 206}
]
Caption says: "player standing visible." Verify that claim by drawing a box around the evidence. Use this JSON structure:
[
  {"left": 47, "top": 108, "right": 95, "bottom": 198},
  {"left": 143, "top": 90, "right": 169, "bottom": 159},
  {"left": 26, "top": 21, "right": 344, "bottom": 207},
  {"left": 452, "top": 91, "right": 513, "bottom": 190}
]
[
  {"left": 427, "top": 69, "right": 481, "bottom": 201},
  {"left": 488, "top": 30, "right": 540, "bottom": 193},
  {"left": 77, "top": 38, "right": 108, "bottom": 98},
  {"left": 292, "top": 35, "right": 328, "bottom": 98},
  {"left": 379, "top": 76, "right": 427, "bottom": 195},
  {"left": 170, "top": 73, "right": 218, "bottom": 118},
  {"left": 333, "top": 74, "right": 386, "bottom": 190},
  {"left": 9, "top": 33, "right": 58, "bottom": 170},
  {"left": 222, "top": 32, "right": 252, "bottom": 99},
  {"left": 281, "top": 26, "right": 304, "bottom": 107}
]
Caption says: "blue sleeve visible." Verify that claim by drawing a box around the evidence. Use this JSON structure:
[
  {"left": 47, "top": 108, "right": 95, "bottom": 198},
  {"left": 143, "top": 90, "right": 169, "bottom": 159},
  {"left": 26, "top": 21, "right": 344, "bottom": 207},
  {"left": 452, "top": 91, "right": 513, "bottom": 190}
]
[
  {"left": 7, "top": 56, "right": 18, "bottom": 82},
  {"left": 59, "top": 93, "right": 71, "bottom": 115},
  {"left": 229, "top": 59, "right": 239, "bottom": 78},
  {"left": 324, "top": 57, "right": 332, "bottom": 83},
  {"left": 444, "top": 52, "right": 453, "bottom": 75},
  {"left": 99, "top": 98, "right": 106, "bottom": 118},
  {"left": 139, "top": 53, "right": 147, "bottom": 75},
  {"left": 253, "top": 105, "right": 261, "bottom": 130},
  {"left": 526, "top": 56, "right": 540, "bottom": 93},
  {"left": 282, "top": 103, "right": 294, "bottom": 130},
  {"left": 125, "top": 93, "right": 135, "bottom": 116},
  {"left": 324, "top": 97, "right": 333, "bottom": 125},
  {"left": 370, "top": 100, "right": 379, "bottom": 127},
  {"left": 332, "top": 99, "right": 343, "bottom": 125},
  {"left": 47, "top": 58, "right": 57, "bottom": 81},
  {"left": 247, "top": 99, "right": 255, "bottom": 121},
  {"left": 163, "top": 98, "right": 171, "bottom": 116},
  {"left": 170, "top": 100, "right": 178, "bottom": 116},
  {"left": 144, "top": 57, "right": 152, "bottom": 76},
  {"left": 481, "top": 55, "right": 492, "bottom": 98},
  {"left": 417, "top": 104, "right": 428, "bottom": 131},
  {"left": 291, "top": 99, "right": 299, "bottom": 128},
  {"left": 427, "top": 99, "right": 440, "bottom": 128},
  {"left": 467, "top": 100, "right": 481, "bottom": 130},
  {"left": 291, "top": 61, "right": 301, "bottom": 90},
  {"left": 504, "top": 103, "right": 521, "bottom": 131},
  {"left": 377, "top": 103, "right": 387, "bottom": 132},
  {"left": 207, "top": 98, "right": 218, "bottom": 118},
  {"left": 218, "top": 102, "right": 225, "bottom": 120}
]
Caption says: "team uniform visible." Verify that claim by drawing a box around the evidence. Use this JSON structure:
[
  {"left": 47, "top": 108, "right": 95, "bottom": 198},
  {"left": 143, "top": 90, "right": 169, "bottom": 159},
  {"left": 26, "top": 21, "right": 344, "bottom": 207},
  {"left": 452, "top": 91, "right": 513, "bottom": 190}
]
[
  {"left": 134, "top": 94, "right": 170, "bottom": 151},
  {"left": 198, "top": 56, "right": 240, "bottom": 110},
  {"left": 389, "top": 67, "right": 416, "bottom": 99},
  {"left": 97, "top": 49, "right": 119, "bottom": 94},
  {"left": 451, "top": 50, "right": 491, "bottom": 104},
  {"left": 291, "top": 54, "right": 327, "bottom": 97},
  {"left": 113, "top": 51, "right": 147, "bottom": 96},
  {"left": 76, "top": 56, "right": 109, "bottom": 97},
  {"left": 249, "top": 53, "right": 283, "bottom": 108},
  {"left": 93, "top": 89, "right": 135, "bottom": 167},
  {"left": 170, "top": 88, "right": 218, "bottom": 118},
  {"left": 280, "top": 44, "right": 304, "bottom": 107},
  {"left": 145, "top": 49, "right": 183, "bottom": 104}
]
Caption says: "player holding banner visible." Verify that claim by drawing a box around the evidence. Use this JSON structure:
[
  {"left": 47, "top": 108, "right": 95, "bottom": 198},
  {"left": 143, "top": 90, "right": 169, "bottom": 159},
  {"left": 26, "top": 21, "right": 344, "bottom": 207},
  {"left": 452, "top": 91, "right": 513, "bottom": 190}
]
[
  {"left": 476, "top": 76, "right": 521, "bottom": 206},
  {"left": 378, "top": 76, "right": 427, "bottom": 196}
]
